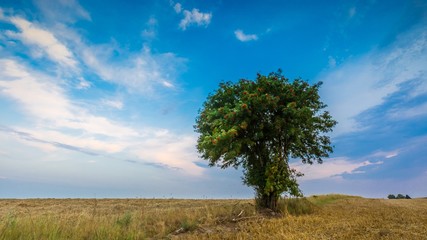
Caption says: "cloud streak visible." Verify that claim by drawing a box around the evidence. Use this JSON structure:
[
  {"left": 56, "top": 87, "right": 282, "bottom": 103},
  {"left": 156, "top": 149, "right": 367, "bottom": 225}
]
[
  {"left": 234, "top": 29, "right": 258, "bottom": 42},
  {"left": 0, "top": 126, "right": 98, "bottom": 156},
  {"left": 319, "top": 24, "right": 427, "bottom": 135},
  {"left": 5, "top": 16, "right": 77, "bottom": 69},
  {"left": 292, "top": 157, "right": 383, "bottom": 181}
]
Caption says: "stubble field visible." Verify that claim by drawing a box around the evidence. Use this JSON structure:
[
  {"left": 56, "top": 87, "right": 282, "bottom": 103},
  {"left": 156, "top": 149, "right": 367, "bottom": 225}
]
[{"left": 1, "top": 195, "right": 426, "bottom": 239}]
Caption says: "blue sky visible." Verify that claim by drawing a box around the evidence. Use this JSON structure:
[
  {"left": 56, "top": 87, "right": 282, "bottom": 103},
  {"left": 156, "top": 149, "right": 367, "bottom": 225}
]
[{"left": 1, "top": 0, "right": 426, "bottom": 199}]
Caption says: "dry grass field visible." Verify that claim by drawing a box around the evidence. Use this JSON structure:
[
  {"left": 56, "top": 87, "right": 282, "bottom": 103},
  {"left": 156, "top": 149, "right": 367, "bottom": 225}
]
[{"left": 0, "top": 195, "right": 426, "bottom": 239}]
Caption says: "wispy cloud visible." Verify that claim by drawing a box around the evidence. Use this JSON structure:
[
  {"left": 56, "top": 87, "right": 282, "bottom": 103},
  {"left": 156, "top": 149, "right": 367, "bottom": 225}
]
[
  {"left": 319, "top": 24, "right": 427, "bottom": 135},
  {"left": 0, "top": 126, "right": 98, "bottom": 156},
  {"left": 34, "top": 0, "right": 91, "bottom": 23},
  {"left": 80, "top": 44, "right": 184, "bottom": 93},
  {"left": 388, "top": 102, "right": 427, "bottom": 120},
  {"left": 4, "top": 16, "right": 78, "bottom": 69},
  {"left": 348, "top": 7, "right": 356, "bottom": 19},
  {"left": 142, "top": 16, "right": 158, "bottom": 40},
  {"left": 0, "top": 59, "right": 137, "bottom": 138},
  {"left": 328, "top": 56, "right": 337, "bottom": 68},
  {"left": 174, "top": 3, "right": 182, "bottom": 14},
  {"left": 234, "top": 29, "right": 258, "bottom": 42},
  {"left": 292, "top": 157, "right": 383, "bottom": 181},
  {"left": 133, "top": 132, "right": 202, "bottom": 176},
  {"left": 173, "top": 3, "right": 212, "bottom": 30},
  {"left": 371, "top": 150, "right": 399, "bottom": 159},
  {"left": 0, "top": 59, "right": 202, "bottom": 174},
  {"left": 0, "top": 2, "right": 204, "bottom": 176},
  {"left": 76, "top": 77, "right": 91, "bottom": 89},
  {"left": 102, "top": 99, "right": 124, "bottom": 110},
  {"left": 2, "top": 9, "right": 185, "bottom": 94}
]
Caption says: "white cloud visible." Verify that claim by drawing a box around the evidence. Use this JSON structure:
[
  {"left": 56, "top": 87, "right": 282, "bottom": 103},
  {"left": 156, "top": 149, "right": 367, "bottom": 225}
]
[
  {"left": 371, "top": 150, "right": 399, "bottom": 159},
  {"left": 0, "top": 59, "right": 203, "bottom": 175},
  {"left": 2, "top": 9, "right": 184, "bottom": 94},
  {"left": 174, "top": 3, "right": 182, "bottom": 13},
  {"left": 5, "top": 17, "right": 77, "bottom": 69},
  {"left": 319, "top": 25, "right": 427, "bottom": 135},
  {"left": 162, "top": 81, "right": 174, "bottom": 88},
  {"left": 292, "top": 158, "right": 383, "bottom": 181},
  {"left": 133, "top": 131, "right": 203, "bottom": 176},
  {"left": 0, "top": 59, "right": 136, "bottom": 137},
  {"left": 0, "top": 59, "right": 73, "bottom": 120},
  {"left": 0, "top": 2, "right": 201, "bottom": 177},
  {"left": 175, "top": 4, "right": 212, "bottom": 30},
  {"left": 234, "top": 29, "right": 258, "bottom": 42}
]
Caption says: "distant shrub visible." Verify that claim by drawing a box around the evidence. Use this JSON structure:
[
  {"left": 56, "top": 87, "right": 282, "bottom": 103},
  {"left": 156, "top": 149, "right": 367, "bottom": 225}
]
[
  {"left": 387, "top": 194, "right": 396, "bottom": 199},
  {"left": 388, "top": 194, "right": 411, "bottom": 199},
  {"left": 397, "top": 194, "right": 405, "bottom": 199}
]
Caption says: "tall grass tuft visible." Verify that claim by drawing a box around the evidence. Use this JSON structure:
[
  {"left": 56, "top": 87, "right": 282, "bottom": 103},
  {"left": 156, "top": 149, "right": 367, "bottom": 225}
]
[
  {"left": 116, "top": 212, "right": 132, "bottom": 228},
  {"left": 308, "top": 194, "right": 361, "bottom": 206},
  {"left": 179, "top": 217, "right": 199, "bottom": 232},
  {"left": 277, "top": 197, "right": 317, "bottom": 216}
]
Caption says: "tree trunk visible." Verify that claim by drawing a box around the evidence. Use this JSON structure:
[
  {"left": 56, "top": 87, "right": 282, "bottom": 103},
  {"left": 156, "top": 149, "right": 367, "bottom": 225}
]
[{"left": 258, "top": 192, "right": 279, "bottom": 212}]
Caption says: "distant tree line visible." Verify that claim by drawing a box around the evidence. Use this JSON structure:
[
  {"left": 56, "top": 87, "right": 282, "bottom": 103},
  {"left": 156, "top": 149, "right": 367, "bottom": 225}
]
[{"left": 387, "top": 194, "right": 411, "bottom": 199}]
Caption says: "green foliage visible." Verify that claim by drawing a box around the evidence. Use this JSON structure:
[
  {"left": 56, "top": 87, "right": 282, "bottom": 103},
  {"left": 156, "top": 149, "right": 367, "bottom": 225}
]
[{"left": 195, "top": 70, "right": 337, "bottom": 211}]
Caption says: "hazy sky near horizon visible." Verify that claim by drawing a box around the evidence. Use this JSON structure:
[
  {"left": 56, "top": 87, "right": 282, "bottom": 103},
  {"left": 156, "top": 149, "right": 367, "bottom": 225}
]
[{"left": 1, "top": 0, "right": 427, "bottom": 198}]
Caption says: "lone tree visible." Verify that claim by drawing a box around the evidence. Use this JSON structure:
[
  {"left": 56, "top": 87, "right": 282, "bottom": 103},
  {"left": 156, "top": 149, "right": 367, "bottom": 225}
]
[{"left": 195, "top": 70, "right": 337, "bottom": 211}]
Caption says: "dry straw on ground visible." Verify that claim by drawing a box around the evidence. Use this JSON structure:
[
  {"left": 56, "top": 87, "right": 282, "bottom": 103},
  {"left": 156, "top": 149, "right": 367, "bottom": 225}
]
[{"left": 0, "top": 195, "right": 426, "bottom": 239}]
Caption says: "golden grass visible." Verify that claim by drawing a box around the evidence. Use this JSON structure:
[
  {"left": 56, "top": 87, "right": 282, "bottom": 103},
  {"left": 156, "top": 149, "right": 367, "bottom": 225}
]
[{"left": 0, "top": 195, "right": 426, "bottom": 239}]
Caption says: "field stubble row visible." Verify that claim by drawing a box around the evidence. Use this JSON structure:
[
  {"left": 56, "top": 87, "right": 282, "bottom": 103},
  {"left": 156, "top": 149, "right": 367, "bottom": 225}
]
[{"left": 0, "top": 195, "right": 426, "bottom": 239}]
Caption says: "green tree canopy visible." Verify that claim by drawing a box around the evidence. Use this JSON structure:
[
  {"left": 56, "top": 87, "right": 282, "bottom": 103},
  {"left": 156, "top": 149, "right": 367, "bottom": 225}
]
[{"left": 195, "top": 70, "right": 337, "bottom": 211}]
